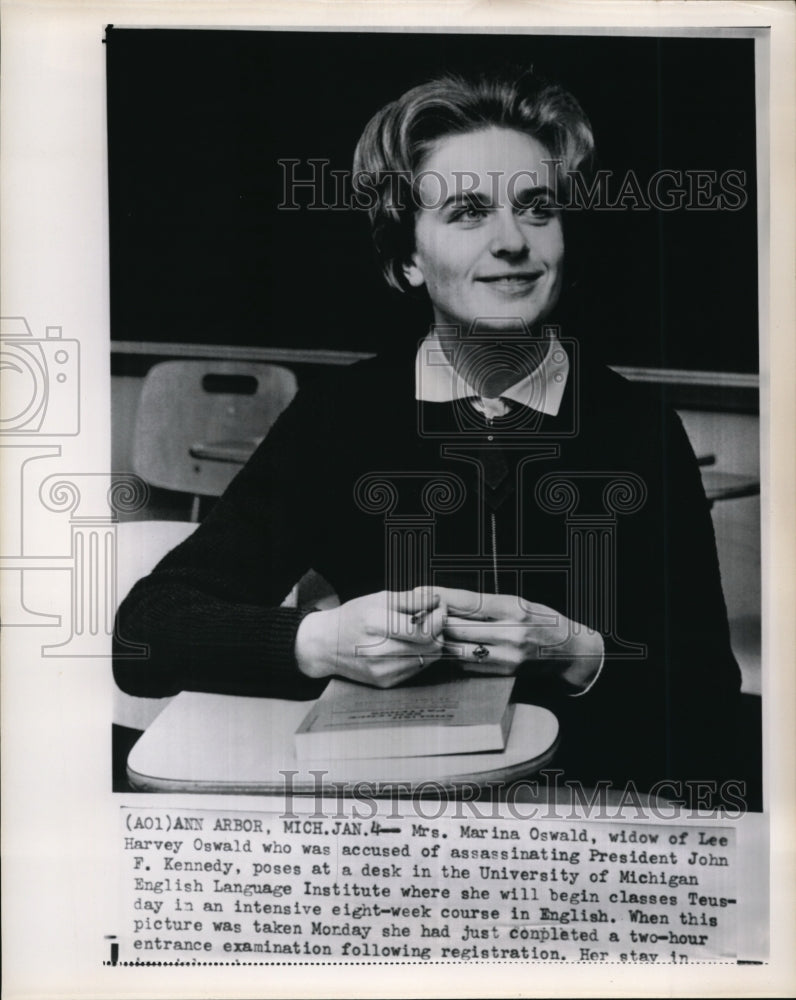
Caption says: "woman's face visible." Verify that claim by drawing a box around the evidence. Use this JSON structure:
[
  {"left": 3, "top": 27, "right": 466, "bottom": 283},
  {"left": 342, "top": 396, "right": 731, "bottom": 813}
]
[{"left": 404, "top": 126, "right": 564, "bottom": 333}]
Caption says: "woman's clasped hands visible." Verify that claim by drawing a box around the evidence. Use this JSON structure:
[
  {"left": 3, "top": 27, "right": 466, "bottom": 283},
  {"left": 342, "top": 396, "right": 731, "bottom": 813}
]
[{"left": 295, "top": 586, "right": 603, "bottom": 692}]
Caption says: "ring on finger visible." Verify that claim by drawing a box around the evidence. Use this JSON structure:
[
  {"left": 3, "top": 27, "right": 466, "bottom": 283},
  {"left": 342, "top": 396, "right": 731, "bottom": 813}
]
[{"left": 473, "top": 643, "right": 490, "bottom": 662}]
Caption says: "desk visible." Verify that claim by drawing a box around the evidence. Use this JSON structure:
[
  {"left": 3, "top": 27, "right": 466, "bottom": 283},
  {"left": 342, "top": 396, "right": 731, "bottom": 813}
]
[
  {"left": 124, "top": 692, "right": 559, "bottom": 795},
  {"left": 701, "top": 470, "right": 760, "bottom": 504},
  {"left": 114, "top": 691, "right": 762, "bottom": 810}
]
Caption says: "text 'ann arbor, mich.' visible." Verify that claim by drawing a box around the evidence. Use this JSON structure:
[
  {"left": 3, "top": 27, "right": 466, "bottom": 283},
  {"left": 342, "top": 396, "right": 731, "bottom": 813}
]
[{"left": 120, "top": 809, "right": 736, "bottom": 964}]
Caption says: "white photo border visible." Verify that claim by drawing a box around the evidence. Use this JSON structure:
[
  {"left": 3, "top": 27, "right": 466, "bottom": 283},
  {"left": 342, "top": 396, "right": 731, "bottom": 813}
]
[{"left": 1, "top": 2, "right": 794, "bottom": 998}]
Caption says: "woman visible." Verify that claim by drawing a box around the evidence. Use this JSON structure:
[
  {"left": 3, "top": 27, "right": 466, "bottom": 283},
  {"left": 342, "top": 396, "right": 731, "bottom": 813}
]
[{"left": 115, "top": 70, "right": 742, "bottom": 796}]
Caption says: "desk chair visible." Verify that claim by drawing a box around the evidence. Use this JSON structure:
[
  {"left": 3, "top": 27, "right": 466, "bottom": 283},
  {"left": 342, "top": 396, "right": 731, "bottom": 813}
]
[{"left": 132, "top": 360, "right": 297, "bottom": 520}]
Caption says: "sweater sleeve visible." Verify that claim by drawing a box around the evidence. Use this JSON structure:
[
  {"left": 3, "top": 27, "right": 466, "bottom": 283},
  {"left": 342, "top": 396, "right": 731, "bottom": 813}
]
[
  {"left": 536, "top": 405, "right": 744, "bottom": 793},
  {"left": 113, "top": 384, "right": 332, "bottom": 700}
]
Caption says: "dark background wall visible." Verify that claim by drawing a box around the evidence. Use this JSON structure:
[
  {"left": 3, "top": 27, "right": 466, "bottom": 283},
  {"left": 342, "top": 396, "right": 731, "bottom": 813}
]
[{"left": 106, "top": 28, "right": 759, "bottom": 373}]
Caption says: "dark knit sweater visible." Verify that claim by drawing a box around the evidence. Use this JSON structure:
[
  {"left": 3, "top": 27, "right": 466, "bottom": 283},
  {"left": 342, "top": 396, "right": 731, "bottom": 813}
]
[{"left": 115, "top": 342, "right": 743, "bottom": 792}]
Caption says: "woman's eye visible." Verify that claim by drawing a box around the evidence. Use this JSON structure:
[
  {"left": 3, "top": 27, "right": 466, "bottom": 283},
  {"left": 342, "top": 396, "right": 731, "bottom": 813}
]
[
  {"left": 451, "top": 204, "right": 487, "bottom": 222},
  {"left": 520, "top": 200, "right": 556, "bottom": 220}
]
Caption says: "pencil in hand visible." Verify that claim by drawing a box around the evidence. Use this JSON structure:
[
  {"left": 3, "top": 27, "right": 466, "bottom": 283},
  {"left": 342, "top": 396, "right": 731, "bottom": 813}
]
[{"left": 409, "top": 592, "right": 441, "bottom": 626}]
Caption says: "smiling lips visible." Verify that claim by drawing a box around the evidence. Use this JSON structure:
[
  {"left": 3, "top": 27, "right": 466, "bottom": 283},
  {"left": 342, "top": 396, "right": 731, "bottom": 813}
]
[{"left": 476, "top": 271, "right": 544, "bottom": 294}]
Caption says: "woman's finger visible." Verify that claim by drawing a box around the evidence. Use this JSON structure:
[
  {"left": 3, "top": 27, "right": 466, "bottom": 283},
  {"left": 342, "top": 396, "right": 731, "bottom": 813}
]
[
  {"left": 515, "top": 598, "right": 560, "bottom": 626},
  {"left": 435, "top": 588, "right": 521, "bottom": 621},
  {"left": 443, "top": 617, "right": 513, "bottom": 646},
  {"left": 391, "top": 587, "right": 441, "bottom": 617},
  {"left": 432, "top": 587, "right": 488, "bottom": 618},
  {"left": 387, "top": 603, "right": 448, "bottom": 649}
]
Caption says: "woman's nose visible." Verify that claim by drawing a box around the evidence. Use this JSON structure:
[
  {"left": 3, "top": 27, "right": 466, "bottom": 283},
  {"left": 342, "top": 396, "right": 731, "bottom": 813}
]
[{"left": 489, "top": 210, "right": 528, "bottom": 256}]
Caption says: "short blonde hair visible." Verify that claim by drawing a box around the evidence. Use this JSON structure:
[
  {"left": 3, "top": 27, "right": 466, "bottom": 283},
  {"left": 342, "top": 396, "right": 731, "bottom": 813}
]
[{"left": 352, "top": 70, "right": 595, "bottom": 291}]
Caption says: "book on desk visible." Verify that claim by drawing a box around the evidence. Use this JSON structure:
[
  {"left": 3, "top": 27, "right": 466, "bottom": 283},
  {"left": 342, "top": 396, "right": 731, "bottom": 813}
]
[
  {"left": 125, "top": 673, "right": 559, "bottom": 795},
  {"left": 294, "top": 675, "right": 515, "bottom": 761}
]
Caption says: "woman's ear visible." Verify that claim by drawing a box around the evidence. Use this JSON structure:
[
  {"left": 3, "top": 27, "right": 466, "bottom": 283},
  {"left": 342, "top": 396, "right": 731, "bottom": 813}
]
[{"left": 402, "top": 256, "right": 425, "bottom": 289}]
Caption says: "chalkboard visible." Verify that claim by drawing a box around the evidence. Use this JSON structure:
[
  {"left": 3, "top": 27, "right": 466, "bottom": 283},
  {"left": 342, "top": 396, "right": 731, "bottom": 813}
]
[{"left": 106, "top": 28, "right": 759, "bottom": 374}]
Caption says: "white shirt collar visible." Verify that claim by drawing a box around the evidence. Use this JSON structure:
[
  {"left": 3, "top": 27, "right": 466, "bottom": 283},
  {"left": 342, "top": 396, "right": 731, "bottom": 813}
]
[{"left": 414, "top": 329, "right": 569, "bottom": 416}]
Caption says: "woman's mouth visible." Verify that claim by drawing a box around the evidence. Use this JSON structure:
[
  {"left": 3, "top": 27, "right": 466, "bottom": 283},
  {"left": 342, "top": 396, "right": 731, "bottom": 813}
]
[{"left": 476, "top": 272, "right": 543, "bottom": 294}]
